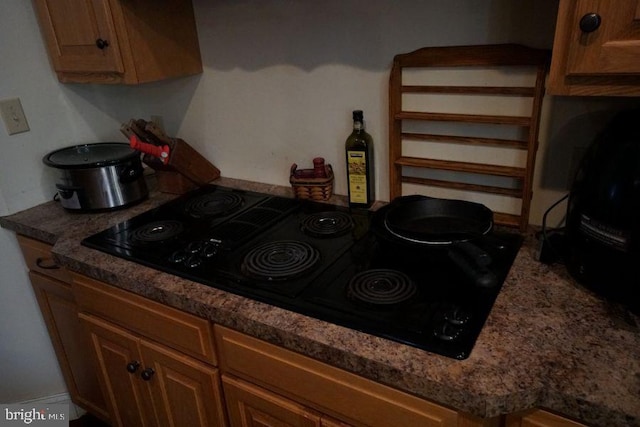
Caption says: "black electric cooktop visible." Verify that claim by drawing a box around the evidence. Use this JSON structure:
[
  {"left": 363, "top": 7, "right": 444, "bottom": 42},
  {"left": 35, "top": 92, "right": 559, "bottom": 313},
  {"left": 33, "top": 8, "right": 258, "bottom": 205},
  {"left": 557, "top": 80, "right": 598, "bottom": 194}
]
[{"left": 82, "top": 185, "right": 522, "bottom": 360}]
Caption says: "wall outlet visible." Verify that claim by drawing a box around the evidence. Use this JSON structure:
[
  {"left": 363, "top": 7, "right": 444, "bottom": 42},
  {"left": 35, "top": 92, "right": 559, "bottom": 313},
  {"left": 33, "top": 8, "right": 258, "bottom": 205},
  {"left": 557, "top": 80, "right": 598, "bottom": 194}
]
[{"left": 0, "top": 97, "right": 30, "bottom": 135}]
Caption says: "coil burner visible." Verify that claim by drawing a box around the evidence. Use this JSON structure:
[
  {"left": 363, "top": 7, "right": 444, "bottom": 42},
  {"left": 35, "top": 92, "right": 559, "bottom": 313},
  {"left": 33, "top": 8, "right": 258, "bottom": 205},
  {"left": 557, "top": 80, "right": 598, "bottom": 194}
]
[
  {"left": 242, "top": 240, "right": 320, "bottom": 281},
  {"left": 347, "top": 269, "right": 417, "bottom": 306},
  {"left": 184, "top": 192, "right": 244, "bottom": 218},
  {"left": 301, "top": 211, "right": 354, "bottom": 238},
  {"left": 131, "top": 220, "right": 184, "bottom": 243}
]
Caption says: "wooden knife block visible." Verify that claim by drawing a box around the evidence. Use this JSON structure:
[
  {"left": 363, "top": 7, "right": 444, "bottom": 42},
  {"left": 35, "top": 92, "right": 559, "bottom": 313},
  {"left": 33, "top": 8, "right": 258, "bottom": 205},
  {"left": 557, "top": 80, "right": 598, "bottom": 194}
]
[
  {"left": 145, "top": 138, "right": 221, "bottom": 194},
  {"left": 154, "top": 170, "right": 198, "bottom": 194}
]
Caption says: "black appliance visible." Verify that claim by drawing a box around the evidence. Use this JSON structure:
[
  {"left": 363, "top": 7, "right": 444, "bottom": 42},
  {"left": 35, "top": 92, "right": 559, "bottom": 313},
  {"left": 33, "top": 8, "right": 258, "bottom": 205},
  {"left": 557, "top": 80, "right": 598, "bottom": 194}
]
[
  {"left": 82, "top": 185, "right": 522, "bottom": 360},
  {"left": 566, "top": 110, "right": 640, "bottom": 313}
]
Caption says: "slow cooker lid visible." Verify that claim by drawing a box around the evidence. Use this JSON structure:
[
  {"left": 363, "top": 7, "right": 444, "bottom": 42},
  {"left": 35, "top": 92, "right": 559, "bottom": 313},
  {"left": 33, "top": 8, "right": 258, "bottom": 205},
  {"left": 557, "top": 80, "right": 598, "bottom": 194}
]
[{"left": 44, "top": 143, "right": 138, "bottom": 169}]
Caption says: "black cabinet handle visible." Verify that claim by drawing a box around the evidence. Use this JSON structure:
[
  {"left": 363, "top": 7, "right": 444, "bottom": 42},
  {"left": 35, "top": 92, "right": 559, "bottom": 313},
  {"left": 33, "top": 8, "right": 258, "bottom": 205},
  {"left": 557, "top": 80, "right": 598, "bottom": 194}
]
[
  {"left": 579, "top": 13, "right": 601, "bottom": 33},
  {"left": 95, "top": 38, "right": 110, "bottom": 50},
  {"left": 141, "top": 368, "right": 155, "bottom": 381},
  {"left": 36, "top": 257, "right": 60, "bottom": 270},
  {"left": 126, "top": 361, "right": 140, "bottom": 373}
]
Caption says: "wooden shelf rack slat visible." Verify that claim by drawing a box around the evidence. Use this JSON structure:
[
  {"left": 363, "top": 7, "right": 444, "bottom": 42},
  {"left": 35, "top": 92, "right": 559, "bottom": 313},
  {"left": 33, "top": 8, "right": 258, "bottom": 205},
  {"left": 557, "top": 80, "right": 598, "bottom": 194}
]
[{"left": 401, "top": 132, "right": 528, "bottom": 149}]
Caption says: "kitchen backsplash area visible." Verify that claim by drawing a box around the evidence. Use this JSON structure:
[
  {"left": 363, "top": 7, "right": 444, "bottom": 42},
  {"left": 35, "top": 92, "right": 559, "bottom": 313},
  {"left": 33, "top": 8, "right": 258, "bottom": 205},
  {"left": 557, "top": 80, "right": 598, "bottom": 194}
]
[{"left": 2, "top": 0, "right": 638, "bottom": 221}]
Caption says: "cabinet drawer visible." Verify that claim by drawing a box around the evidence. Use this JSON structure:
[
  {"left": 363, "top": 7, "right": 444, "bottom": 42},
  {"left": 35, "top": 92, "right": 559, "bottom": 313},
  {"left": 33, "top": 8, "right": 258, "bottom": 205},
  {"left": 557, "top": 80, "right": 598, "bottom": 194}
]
[
  {"left": 215, "top": 325, "right": 459, "bottom": 427},
  {"left": 17, "top": 235, "right": 72, "bottom": 283},
  {"left": 73, "top": 274, "right": 216, "bottom": 365}
]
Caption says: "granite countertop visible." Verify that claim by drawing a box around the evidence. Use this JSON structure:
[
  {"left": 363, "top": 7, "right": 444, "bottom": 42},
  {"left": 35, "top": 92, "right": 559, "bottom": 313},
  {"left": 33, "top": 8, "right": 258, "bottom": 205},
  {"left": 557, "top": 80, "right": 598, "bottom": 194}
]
[{"left": 2, "top": 177, "right": 639, "bottom": 427}]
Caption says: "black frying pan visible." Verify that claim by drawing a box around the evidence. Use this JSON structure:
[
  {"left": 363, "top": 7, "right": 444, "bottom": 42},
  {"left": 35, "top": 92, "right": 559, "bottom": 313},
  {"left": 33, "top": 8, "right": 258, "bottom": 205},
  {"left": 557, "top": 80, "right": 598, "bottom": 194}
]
[
  {"left": 383, "top": 196, "right": 493, "bottom": 245},
  {"left": 373, "top": 195, "right": 498, "bottom": 288}
]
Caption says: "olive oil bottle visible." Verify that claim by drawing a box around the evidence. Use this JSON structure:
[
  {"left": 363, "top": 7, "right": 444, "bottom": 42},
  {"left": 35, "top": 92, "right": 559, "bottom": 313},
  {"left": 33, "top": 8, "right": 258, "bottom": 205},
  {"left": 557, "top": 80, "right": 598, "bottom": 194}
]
[{"left": 345, "top": 110, "right": 375, "bottom": 208}]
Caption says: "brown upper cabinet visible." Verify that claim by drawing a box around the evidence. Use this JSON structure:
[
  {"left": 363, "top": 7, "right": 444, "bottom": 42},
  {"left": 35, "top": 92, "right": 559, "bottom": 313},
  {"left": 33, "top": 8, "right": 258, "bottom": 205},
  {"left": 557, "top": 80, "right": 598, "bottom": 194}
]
[
  {"left": 32, "top": 0, "right": 203, "bottom": 84},
  {"left": 548, "top": 0, "right": 640, "bottom": 96}
]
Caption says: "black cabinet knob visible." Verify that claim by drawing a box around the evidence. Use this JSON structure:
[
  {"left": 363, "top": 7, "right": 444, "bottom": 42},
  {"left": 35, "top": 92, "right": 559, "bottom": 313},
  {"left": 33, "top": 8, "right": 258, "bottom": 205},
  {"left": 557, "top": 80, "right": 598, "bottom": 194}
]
[
  {"left": 126, "top": 361, "right": 140, "bottom": 373},
  {"left": 141, "top": 368, "right": 155, "bottom": 381},
  {"left": 579, "top": 13, "right": 601, "bottom": 33},
  {"left": 95, "top": 38, "right": 110, "bottom": 50}
]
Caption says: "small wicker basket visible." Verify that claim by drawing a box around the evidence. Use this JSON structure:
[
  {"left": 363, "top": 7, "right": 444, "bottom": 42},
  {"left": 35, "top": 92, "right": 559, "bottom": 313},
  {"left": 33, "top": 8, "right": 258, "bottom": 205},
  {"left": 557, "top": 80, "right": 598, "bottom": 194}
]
[{"left": 289, "top": 163, "right": 334, "bottom": 201}]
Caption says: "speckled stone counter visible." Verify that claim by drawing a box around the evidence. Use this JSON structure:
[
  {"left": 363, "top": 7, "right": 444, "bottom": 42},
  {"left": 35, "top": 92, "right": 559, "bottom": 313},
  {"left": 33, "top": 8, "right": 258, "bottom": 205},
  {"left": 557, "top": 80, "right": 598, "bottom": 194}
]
[{"left": 2, "top": 177, "right": 639, "bottom": 427}]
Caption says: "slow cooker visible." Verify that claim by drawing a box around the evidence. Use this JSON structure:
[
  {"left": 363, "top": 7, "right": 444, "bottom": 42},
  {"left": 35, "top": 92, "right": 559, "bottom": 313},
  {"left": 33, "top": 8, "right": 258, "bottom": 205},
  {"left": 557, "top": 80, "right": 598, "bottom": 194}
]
[{"left": 43, "top": 142, "right": 148, "bottom": 211}]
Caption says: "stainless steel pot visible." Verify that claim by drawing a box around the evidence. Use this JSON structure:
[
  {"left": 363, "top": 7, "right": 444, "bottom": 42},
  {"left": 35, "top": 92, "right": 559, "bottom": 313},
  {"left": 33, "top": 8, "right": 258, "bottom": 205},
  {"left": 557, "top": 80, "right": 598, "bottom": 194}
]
[{"left": 43, "top": 143, "right": 149, "bottom": 211}]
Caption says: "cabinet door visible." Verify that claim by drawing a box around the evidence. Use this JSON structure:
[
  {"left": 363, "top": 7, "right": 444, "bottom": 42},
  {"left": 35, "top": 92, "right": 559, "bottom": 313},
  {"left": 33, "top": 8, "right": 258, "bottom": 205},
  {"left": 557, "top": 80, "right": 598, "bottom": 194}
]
[
  {"left": 33, "top": 0, "right": 124, "bottom": 73},
  {"left": 80, "top": 313, "right": 157, "bottom": 427},
  {"left": 222, "top": 375, "right": 322, "bottom": 427},
  {"left": 29, "top": 272, "right": 109, "bottom": 420},
  {"left": 567, "top": 0, "right": 640, "bottom": 75},
  {"left": 140, "top": 340, "right": 228, "bottom": 427}
]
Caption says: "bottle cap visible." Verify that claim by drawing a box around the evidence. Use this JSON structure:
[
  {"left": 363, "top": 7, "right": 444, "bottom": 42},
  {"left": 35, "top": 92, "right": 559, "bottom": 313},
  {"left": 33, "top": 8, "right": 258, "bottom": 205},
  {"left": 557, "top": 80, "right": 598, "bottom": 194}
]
[{"left": 352, "top": 110, "right": 363, "bottom": 121}]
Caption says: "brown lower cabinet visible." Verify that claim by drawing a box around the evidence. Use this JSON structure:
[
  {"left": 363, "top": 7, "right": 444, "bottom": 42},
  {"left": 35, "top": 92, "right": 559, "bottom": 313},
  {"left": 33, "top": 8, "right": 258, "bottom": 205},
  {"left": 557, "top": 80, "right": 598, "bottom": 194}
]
[
  {"left": 17, "top": 235, "right": 109, "bottom": 422},
  {"left": 79, "top": 313, "right": 226, "bottom": 427},
  {"left": 72, "top": 273, "right": 226, "bottom": 427}
]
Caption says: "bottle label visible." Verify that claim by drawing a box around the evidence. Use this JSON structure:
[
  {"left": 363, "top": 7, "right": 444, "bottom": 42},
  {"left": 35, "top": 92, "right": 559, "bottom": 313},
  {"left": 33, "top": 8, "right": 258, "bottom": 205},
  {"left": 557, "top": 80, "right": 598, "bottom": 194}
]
[{"left": 347, "top": 150, "right": 367, "bottom": 204}]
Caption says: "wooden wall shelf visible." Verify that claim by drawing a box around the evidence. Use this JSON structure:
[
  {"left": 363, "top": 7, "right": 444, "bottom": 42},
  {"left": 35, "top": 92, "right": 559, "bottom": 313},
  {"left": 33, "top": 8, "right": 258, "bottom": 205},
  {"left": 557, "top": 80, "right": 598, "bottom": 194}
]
[{"left": 388, "top": 44, "right": 550, "bottom": 231}]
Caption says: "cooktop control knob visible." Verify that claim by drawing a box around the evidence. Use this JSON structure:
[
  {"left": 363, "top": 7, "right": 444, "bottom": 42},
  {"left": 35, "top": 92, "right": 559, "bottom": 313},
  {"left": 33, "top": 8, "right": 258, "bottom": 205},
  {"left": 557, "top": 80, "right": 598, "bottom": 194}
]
[
  {"left": 169, "top": 251, "right": 188, "bottom": 264},
  {"left": 185, "top": 255, "right": 202, "bottom": 268},
  {"left": 434, "top": 323, "right": 462, "bottom": 341},
  {"left": 186, "top": 241, "right": 205, "bottom": 254},
  {"left": 444, "top": 307, "right": 471, "bottom": 326},
  {"left": 202, "top": 242, "right": 220, "bottom": 258}
]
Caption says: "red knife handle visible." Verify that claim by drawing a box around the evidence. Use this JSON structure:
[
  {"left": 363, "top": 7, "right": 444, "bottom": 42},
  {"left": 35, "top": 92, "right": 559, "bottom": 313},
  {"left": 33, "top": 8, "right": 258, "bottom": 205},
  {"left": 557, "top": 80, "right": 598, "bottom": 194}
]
[{"left": 129, "top": 135, "right": 170, "bottom": 164}]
